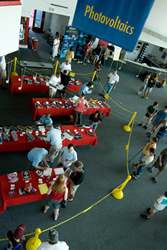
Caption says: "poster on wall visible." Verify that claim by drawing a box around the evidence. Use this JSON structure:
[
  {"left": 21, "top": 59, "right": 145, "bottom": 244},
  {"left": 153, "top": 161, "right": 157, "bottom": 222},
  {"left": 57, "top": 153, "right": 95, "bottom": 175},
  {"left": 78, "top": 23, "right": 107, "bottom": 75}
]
[
  {"left": 19, "top": 24, "right": 24, "bottom": 41},
  {"left": 72, "top": 0, "right": 155, "bottom": 52},
  {"left": 60, "top": 27, "right": 80, "bottom": 58}
]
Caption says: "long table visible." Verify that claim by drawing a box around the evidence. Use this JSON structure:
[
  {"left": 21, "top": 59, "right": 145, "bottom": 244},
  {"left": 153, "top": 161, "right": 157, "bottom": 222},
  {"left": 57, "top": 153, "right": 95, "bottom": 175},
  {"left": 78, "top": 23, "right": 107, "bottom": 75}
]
[
  {"left": 19, "top": 61, "right": 53, "bottom": 75},
  {"left": 10, "top": 76, "right": 83, "bottom": 94},
  {"left": 0, "top": 167, "right": 69, "bottom": 214},
  {"left": 29, "top": 98, "right": 111, "bottom": 120},
  {"left": 0, "top": 125, "right": 97, "bottom": 152}
]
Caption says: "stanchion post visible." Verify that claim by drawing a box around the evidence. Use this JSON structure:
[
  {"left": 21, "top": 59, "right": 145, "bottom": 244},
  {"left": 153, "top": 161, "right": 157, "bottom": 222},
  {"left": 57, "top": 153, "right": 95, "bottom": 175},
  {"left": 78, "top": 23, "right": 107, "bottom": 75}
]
[
  {"left": 91, "top": 70, "right": 96, "bottom": 82},
  {"left": 112, "top": 175, "right": 131, "bottom": 199},
  {"left": 11, "top": 57, "right": 18, "bottom": 76},
  {"left": 123, "top": 112, "right": 137, "bottom": 132},
  {"left": 26, "top": 228, "right": 42, "bottom": 250},
  {"left": 54, "top": 61, "right": 59, "bottom": 75}
]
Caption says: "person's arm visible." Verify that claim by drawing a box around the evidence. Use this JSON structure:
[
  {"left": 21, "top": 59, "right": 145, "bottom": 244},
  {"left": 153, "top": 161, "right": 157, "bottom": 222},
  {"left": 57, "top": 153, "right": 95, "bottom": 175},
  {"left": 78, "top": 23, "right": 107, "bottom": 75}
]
[
  {"left": 152, "top": 113, "right": 158, "bottom": 122},
  {"left": 159, "top": 154, "right": 162, "bottom": 166},
  {"left": 49, "top": 83, "right": 57, "bottom": 89},
  {"left": 64, "top": 187, "right": 68, "bottom": 200},
  {"left": 151, "top": 112, "right": 157, "bottom": 120},
  {"left": 146, "top": 108, "right": 151, "bottom": 118},
  {"left": 113, "top": 81, "right": 118, "bottom": 89},
  {"left": 134, "top": 161, "right": 146, "bottom": 169},
  {"left": 84, "top": 100, "right": 89, "bottom": 111},
  {"left": 34, "top": 165, "right": 48, "bottom": 170},
  {"left": 57, "top": 151, "right": 62, "bottom": 164},
  {"left": 64, "top": 160, "right": 76, "bottom": 168},
  {"left": 43, "top": 155, "right": 50, "bottom": 168},
  {"left": 107, "top": 76, "right": 110, "bottom": 81},
  {"left": 65, "top": 172, "right": 75, "bottom": 186},
  {"left": 47, "top": 184, "right": 53, "bottom": 195}
]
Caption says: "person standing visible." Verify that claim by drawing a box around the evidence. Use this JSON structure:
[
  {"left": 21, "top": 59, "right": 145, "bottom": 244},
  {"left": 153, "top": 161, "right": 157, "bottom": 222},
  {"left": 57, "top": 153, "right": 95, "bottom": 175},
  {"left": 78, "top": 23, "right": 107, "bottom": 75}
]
[
  {"left": 43, "top": 175, "right": 68, "bottom": 220},
  {"left": 6, "top": 224, "right": 26, "bottom": 250},
  {"left": 149, "top": 148, "right": 167, "bottom": 183},
  {"left": 141, "top": 192, "right": 167, "bottom": 220},
  {"left": 49, "top": 35, "right": 60, "bottom": 61},
  {"left": 40, "top": 113, "right": 53, "bottom": 125},
  {"left": 143, "top": 75, "right": 156, "bottom": 99},
  {"left": 93, "top": 44, "right": 101, "bottom": 65},
  {"left": 59, "top": 61, "right": 71, "bottom": 75},
  {"left": 94, "top": 60, "right": 102, "bottom": 83},
  {"left": 57, "top": 144, "right": 77, "bottom": 170},
  {"left": 100, "top": 69, "right": 119, "bottom": 97},
  {"left": 138, "top": 101, "right": 159, "bottom": 129},
  {"left": 27, "top": 148, "right": 49, "bottom": 170},
  {"left": 155, "top": 122, "right": 167, "bottom": 144},
  {"left": 46, "top": 124, "right": 62, "bottom": 163},
  {"left": 65, "top": 46, "right": 76, "bottom": 63},
  {"left": 89, "top": 111, "right": 102, "bottom": 131},
  {"left": 83, "top": 41, "right": 90, "bottom": 65},
  {"left": 132, "top": 148, "right": 155, "bottom": 180},
  {"left": 48, "top": 72, "right": 61, "bottom": 98},
  {"left": 65, "top": 161, "right": 86, "bottom": 201},
  {"left": 59, "top": 70, "right": 71, "bottom": 98},
  {"left": 74, "top": 93, "right": 89, "bottom": 125},
  {"left": 148, "top": 106, "right": 167, "bottom": 137},
  {"left": 37, "top": 229, "right": 69, "bottom": 249},
  {"left": 0, "top": 55, "right": 6, "bottom": 89},
  {"left": 138, "top": 73, "right": 152, "bottom": 96}
]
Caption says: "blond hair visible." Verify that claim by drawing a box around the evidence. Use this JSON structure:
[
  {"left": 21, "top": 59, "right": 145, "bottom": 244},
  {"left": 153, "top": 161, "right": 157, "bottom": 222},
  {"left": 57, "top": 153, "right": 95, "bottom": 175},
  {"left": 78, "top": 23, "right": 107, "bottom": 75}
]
[{"left": 52, "top": 175, "right": 66, "bottom": 193}]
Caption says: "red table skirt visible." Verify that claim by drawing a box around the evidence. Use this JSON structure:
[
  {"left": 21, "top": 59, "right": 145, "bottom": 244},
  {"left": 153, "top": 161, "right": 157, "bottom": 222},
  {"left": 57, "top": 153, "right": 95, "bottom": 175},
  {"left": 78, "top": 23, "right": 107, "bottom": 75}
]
[
  {"left": 0, "top": 125, "right": 97, "bottom": 152},
  {"left": 29, "top": 98, "right": 111, "bottom": 120},
  {"left": 0, "top": 168, "right": 69, "bottom": 214},
  {"left": 10, "top": 76, "right": 82, "bottom": 94}
]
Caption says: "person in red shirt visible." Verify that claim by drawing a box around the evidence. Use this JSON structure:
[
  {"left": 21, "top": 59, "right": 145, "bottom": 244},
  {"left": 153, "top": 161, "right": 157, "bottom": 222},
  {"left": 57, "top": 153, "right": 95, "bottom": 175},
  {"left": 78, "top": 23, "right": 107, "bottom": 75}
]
[
  {"left": 83, "top": 41, "right": 90, "bottom": 65},
  {"left": 74, "top": 93, "right": 89, "bottom": 125}
]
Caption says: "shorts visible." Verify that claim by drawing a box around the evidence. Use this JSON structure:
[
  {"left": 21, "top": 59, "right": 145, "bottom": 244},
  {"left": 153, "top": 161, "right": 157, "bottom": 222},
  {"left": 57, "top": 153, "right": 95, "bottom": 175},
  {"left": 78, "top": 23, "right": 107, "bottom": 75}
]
[
  {"left": 70, "top": 184, "right": 80, "bottom": 195},
  {"left": 95, "top": 55, "right": 99, "bottom": 59},
  {"left": 46, "top": 196, "right": 62, "bottom": 209},
  {"left": 145, "top": 87, "right": 153, "bottom": 94},
  {"left": 154, "top": 160, "right": 166, "bottom": 172},
  {"left": 151, "top": 205, "right": 159, "bottom": 214},
  {"left": 152, "top": 121, "right": 160, "bottom": 128}
]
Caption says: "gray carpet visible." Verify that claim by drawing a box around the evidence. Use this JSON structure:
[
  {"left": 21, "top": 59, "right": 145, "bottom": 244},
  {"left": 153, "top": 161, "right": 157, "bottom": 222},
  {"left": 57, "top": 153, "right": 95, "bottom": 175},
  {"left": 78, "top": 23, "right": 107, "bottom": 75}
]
[{"left": 0, "top": 30, "right": 167, "bottom": 250}]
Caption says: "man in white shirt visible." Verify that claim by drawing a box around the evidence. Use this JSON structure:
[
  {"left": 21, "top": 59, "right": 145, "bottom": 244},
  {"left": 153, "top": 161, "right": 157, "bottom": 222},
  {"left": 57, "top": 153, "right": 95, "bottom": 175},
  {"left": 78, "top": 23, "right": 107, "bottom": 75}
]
[
  {"left": 49, "top": 35, "right": 60, "bottom": 62},
  {"left": 49, "top": 72, "right": 61, "bottom": 98},
  {"left": 57, "top": 143, "right": 77, "bottom": 170},
  {"left": 37, "top": 229, "right": 69, "bottom": 250},
  {"left": 46, "top": 124, "right": 62, "bottom": 163},
  {"left": 0, "top": 55, "right": 6, "bottom": 88},
  {"left": 59, "top": 61, "right": 71, "bottom": 75},
  {"left": 132, "top": 148, "right": 155, "bottom": 180},
  {"left": 100, "top": 69, "right": 119, "bottom": 97},
  {"left": 141, "top": 191, "right": 167, "bottom": 220}
]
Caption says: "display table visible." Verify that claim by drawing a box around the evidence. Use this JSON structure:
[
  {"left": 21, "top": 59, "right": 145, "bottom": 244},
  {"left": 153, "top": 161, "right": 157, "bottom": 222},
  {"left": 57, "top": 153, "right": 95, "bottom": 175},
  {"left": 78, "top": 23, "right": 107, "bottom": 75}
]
[
  {"left": 0, "top": 125, "right": 98, "bottom": 152},
  {"left": 19, "top": 61, "right": 53, "bottom": 75},
  {"left": 0, "top": 167, "right": 69, "bottom": 214},
  {"left": 10, "top": 76, "right": 83, "bottom": 94},
  {"left": 29, "top": 98, "right": 111, "bottom": 120}
]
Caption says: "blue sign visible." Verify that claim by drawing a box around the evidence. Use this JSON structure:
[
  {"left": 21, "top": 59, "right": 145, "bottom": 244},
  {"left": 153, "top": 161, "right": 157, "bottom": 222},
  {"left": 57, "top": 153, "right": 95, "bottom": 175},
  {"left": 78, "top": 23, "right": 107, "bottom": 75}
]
[{"left": 72, "top": 0, "right": 155, "bottom": 51}]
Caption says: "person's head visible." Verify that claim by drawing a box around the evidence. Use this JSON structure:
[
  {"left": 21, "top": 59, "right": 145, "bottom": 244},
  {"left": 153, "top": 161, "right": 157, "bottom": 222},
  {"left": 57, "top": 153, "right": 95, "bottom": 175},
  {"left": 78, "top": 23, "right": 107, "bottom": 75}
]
[
  {"left": 56, "top": 72, "right": 60, "bottom": 78},
  {"left": 149, "top": 147, "right": 155, "bottom": 156},
  {"left": 73, "top": 161, "right": 84, "bottom": 171},
  {"left": 66, "top": 61, "right": 70, "bottom": 65},
  {"left": 80, "top": 92, "right": 86, "bottom": 99},
  {"left": 102, "top": 44, "right": 105, "bottom": 47},
  {"left": 48, "top": 229, "right": 59, "bottom": 244},
  {"left": 52, "top": 174, "right": 65, "bottom": 193},
  {"left": 164, "top": 192, "right": 167, "bottom": 197},
  {"left": 14, "top": 224, "right": 26, "bottom": 240},
  {"left": 49, "top": 28, "right": 51, "bottom": 32},
  {"left": 63, "top": 70, "right": 68, "bottom": 75},
  {"left": 94, "top": 110, "right": 100, "bottom": 118},
  {"left": 151, "top": 137, "right": 158, "bottom": 144},
  {"left": 46, "top": 124, "right": 53, "bottom": 131},
  {"left": 68, "top": 143, "right": 74, "bottom": 153},
  {"left": 70, "top": 46, "right": 74, "bottom": 51},
  {"left": 153, "top": 101, "right": 159, "bottom": 107},
  {"left": 87, "top": 82, "right": 92, "bottom": 88},
  {"left": 112, "top": 69, "right": 117, "bottom": 75},
  {"left": 45, "top": 113, "right": 51, "bottom": 120},
  {"left": 56, "top": 32, "right": 59, "bottom": 36},
  {"left": 163, "top": 106, "right": 167, "bottom": 112}
]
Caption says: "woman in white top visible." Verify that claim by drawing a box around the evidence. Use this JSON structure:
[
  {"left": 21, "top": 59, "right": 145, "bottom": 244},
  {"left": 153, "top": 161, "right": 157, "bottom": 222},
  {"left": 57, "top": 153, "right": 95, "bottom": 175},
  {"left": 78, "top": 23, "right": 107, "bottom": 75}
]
[{"left": 50, "top": 35, "right": 60, "bottom": 62}]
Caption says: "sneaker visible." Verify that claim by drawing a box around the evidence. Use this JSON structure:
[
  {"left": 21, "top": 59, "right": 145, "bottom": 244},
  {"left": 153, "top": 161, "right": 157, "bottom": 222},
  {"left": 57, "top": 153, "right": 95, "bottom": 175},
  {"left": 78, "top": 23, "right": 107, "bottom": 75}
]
[
  {"left": 83, "top": 63, "right": 86, "bottom": 65},
  {"left": 143, "top": 125, "right": 147, "bottom": 129},
  {"left": 147, "top": 207, "right": 151, "bottom": 213},
  {"left": 141, "top": 214, "right": 149, "bottom": 220},
  {"left": 86, "top": 60, "right": 90, "bottom": 63},
  {"left": 138, "top": 123, "right": 142, "bottom": 126},
  {"left": 152, "top": 177, "right": 158, "bottom": 183},
  {"left": 148, "top": 167, "right": 153, "bottom": 173},
  {"left": 131, "top": 174, "right": 137, "bottom": 180},
  {"left": 138, "top": 92, "right": 141, "bottom": 96},
  {"left": 146, "top": 97, "right": 148, "bottom": 99}
]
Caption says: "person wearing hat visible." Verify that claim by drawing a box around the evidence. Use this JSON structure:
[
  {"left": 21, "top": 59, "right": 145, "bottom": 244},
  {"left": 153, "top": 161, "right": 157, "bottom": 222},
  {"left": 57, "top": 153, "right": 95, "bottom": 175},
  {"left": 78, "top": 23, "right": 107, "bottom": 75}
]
[
  {"left": 7, "top": 224, "right": 26, "bottom": 250},
  {"left": 49, "top": 34, "right": 60, "bottom": 62},
  {"left": 37, "top": 229, "right": 69, "bottom": 249},
  {"left": 65, "top": 161, "right": 86, "bottom": 201}
]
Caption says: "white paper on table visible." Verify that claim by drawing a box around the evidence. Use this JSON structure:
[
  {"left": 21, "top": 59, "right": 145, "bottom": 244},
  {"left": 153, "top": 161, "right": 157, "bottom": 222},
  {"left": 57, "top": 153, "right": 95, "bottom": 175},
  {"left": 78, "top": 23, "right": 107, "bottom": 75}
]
[
  {"left": 69, "top": 95, "right": 79, "bottom": 103},
  {"left": 43, "top": 168, "right": 52, "bottom": 176},
  {"left": 54, "top": 168, "right": 64, "bottom": 175},
  {"left": 57, "top": 84, "right": 64, "bottom": 90}
]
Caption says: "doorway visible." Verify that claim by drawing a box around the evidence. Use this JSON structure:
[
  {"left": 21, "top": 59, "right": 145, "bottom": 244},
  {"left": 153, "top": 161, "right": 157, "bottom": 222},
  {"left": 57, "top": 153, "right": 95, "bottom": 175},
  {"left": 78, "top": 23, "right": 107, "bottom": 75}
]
[{"left": 32, "top": 9, "right": 45, "bottom": 32}]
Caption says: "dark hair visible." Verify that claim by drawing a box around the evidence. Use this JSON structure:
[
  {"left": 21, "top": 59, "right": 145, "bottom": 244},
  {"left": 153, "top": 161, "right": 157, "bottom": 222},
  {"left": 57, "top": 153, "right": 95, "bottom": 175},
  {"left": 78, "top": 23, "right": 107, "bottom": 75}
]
[
  {"left": 94, "top": 110, "right": 101, "bottom": 117},
  {"left": 149, "top": 148, "right": 155, "bottom": 153},
  {"left": 56, "top": 72, "right": 60, "bottom": 77},
  {"left": 45, "top": 113, "right": 50, "bottom": 117},
  {"left": 164, "top": 106, "right": 167, "bottom": 109},
  {"left": 164, "top": 192, "right": 167, "bottom": 197},
  {"left": 70, "top": 46, "right": 74, "bottom": 51},
  {"left": 68, "top": 144, "right": 74, "bottom": 149},
  {"left": 87, "top": 82, "right": 92, "bottom": 87},
  {"left": 96, "top": 60, "right": 101, "bottom": 66},
  {"left": 152, "top": 137, "right": 158, "bottom": 143},
  {"left": 81, "top": 92, "right": 86, "bottom": 98},
  {"left": 63, "top": 70, "right": 67, "bottom": 75},
  {"left": 56, "top": 32, "right": 59, "bottom": 36},
  {"left": 153, "top": 102, "right": 158, "bottom": 106}
]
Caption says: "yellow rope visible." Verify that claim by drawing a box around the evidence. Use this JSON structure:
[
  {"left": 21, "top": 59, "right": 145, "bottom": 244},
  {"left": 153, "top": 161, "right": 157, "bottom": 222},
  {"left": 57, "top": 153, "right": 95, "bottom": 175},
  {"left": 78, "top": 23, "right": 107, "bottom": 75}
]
[{"left": 6, "top": 59, "right": 14, "bottom": 65}]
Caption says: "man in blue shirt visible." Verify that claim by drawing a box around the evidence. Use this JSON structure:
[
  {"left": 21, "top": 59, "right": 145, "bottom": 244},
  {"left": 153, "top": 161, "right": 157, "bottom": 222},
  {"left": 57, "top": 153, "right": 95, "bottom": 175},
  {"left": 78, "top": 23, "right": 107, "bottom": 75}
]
[
  {"left": 57, "top": 144, "right": 77, "bottom": 170},
  {"left": 40, "top": 113, "right": 53, "bottom": 125},
  {"left": 27, "top": 147, "right": 49, "bottom": 170},
  {"left": 79, "top": 82, "right": 92, "bottom": 95}
]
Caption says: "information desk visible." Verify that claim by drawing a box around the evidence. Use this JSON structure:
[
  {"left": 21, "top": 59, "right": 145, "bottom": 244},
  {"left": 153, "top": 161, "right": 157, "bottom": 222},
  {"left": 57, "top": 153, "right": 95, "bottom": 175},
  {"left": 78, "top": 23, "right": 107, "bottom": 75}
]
[
  {"left": 0, "top": 167, "right": 69, "bottom": 214},
  {"left": 0, "top": 125, "right": 97, "bottom": 152},
  {"left": 10, "top": 76, "right": 83, "bottom": 94},
  {"left": 29, "top": 98, "right": 111, "bottom": 120}
]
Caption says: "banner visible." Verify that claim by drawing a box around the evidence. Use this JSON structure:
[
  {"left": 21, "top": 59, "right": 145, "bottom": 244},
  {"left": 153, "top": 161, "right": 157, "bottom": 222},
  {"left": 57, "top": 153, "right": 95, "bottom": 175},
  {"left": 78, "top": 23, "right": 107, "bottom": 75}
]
[{"left": 72, "top": 0, "right": 155, "bottom": 51}]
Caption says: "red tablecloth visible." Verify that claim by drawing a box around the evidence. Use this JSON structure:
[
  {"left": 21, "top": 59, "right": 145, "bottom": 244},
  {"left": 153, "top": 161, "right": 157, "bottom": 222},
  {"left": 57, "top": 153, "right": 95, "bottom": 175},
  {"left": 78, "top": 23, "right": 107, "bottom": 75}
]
[
  {"left": 0, "top": 168, "right": 69, "bottom": 214},
  {"left": 10, "top": 76, "right": 48, "bottom": 94},
  {"left": 0, "top": 125, "right": 97, "bottom": 152},
  {"left": 10, "top": 76, "right": 83, "bottom": 94},
  {"left": 29, "top": 98, "right": 111, "bottom": 120}
]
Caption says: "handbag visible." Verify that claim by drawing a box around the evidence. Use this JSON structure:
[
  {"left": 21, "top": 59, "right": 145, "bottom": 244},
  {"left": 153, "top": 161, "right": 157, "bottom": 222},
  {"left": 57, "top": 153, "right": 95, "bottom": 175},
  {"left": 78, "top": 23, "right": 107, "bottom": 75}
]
[{"left": 61, "top": 199, "right": 67, "bottom": 208}]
